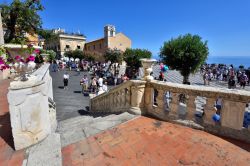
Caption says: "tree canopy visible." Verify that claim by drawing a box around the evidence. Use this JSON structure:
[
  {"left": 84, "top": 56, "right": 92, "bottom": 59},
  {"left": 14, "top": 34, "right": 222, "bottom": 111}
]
[
  {"left": 160, "top": 34, "right": 209, "bottom": 84},
  {"left": 1, "top": 0, "right": 44, "bottom": 43},
  {"left": 64, "top": 50, "right": 85, "bottom": 60},
  {"left": 37, "top": 29, "right": 58, "bottom": 42},
  {"left": 123, "top": 48, "right": 152, "bottom": 70},
  {"left": 104, "top": 49, "right": 123, "bottom": 64}
]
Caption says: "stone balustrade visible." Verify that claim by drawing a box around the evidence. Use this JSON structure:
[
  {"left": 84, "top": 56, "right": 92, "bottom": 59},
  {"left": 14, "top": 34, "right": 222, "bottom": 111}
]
[
  {"left": 91, "top": 79, "right": 250, "bottom": 143},
  {"left": 7, "top": 64, "right": 57, "bottom": 150},
  {"left": 91, "top": 80, "right": 146, "bottom": 115}
]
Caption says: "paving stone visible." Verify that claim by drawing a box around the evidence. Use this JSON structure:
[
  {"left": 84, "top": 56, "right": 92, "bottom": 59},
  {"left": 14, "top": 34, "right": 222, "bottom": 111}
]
[
  {"left": 24, "top": 133, "right": 62, "bottom": 166},
  {"left": 62, "top": 116, "right": 250, "bottom": 166}
]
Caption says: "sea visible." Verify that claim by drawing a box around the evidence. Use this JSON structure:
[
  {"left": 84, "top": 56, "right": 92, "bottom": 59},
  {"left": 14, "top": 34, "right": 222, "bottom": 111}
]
[
  {"left": 153, "top": 55, "right": 250, "bottom": 69},
  {"left": 206, "top": 56, "right": 250, "bottom": 68}
]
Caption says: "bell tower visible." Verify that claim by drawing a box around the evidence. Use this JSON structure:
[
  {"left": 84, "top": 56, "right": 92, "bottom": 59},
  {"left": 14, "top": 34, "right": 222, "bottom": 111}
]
[{"left": 104, "top": 25, "right": 116, "bottom": 38}]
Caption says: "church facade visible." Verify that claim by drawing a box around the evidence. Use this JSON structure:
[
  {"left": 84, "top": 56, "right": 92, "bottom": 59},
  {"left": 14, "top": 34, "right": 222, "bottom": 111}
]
[{"left": 84, "top": 25, "right": 131, "bottom": 59}]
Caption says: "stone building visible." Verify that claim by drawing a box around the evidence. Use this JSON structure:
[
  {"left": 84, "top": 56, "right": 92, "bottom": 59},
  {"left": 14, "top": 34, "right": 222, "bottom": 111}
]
[
  {"left": 84, "top": 25, "right": 131, "bottom": 59},
  {"left": 45, "top": 28, "right": 86, "bottom": 57}
]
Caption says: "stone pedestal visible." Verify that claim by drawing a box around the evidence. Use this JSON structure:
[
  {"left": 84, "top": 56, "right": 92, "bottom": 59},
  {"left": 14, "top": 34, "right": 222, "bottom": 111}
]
[
  {"left": 129, "top": 82, "right": 146, "bottom": 115},
  {"left": 140, "top": 58, "right": 157, "bottom": 81},
  {"left": 8, "top": 64, "right": 56, "bottom": 150}
]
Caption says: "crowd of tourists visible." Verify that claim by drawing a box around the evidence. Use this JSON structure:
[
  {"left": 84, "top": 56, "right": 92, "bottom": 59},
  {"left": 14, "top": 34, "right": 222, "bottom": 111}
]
[
  {"left": 55, "top": 59, "right": 129, "bottom": 95},
  {"left": 201, "top": 64, "right": 249, "bottom": 89}
]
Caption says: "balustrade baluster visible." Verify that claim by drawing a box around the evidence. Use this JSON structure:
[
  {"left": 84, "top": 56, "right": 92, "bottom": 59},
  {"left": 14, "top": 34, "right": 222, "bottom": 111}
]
[
  {"left": 204, "top": 98, "right": 216, "bottom": 125},
  {"left": 156, "top": 89, "right": 164, "bottom": 112},
  {"left": 186, "top": 95, "right": 196, "bottom": 121},
  {"left": 169, "top": 92, "right": 179, "bottom": 118},
  {"left": 125, "top": 87, "right": 130, "bottom": 107}
]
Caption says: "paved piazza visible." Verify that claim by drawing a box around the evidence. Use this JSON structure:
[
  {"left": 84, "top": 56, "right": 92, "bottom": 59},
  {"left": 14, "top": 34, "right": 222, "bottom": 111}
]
[
  {"left": 50, "top": 69, "right": 91, "bottom": 121},
  {"left": 152, "top": 65, "right": 250, "bottom": 91}
]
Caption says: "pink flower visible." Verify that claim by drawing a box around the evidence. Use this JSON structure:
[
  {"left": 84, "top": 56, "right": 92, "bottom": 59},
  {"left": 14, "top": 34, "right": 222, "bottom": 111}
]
[
  {"left": 0, "top": 57, "right": 4, "bottom": 65},
  {"left": 34, "top": 49, "right": 40, "bottom": 54},
  {"left": 28, "top": 55, "right": 35, "bottom": 61},
  {"left": 15, "top": 55, "right": 21, "bottom": 60}
]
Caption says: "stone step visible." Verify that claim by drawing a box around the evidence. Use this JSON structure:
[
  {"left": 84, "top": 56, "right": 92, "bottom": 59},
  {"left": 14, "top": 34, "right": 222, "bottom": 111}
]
[
  {"left": 58, "top": 112, "right": 137, "bottom": 147},
  {"left": 23, "top": 133, "right": 62, "bottom": 166},
  {"left": 57, "top": 116, "right": 94, "bottom": 132}
]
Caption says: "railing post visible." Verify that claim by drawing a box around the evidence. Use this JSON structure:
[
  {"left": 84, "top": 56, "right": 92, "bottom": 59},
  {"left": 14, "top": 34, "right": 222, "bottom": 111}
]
[{"left": 129, "top": 82, "right": 146, "bottom": 115}]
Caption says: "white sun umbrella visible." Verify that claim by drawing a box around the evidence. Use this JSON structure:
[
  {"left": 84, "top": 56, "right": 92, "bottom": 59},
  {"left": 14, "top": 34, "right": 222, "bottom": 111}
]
[
  {"left": 75, "top": 58, "right": 80, "bottom": 62},
  {"left": 70, "top": 57, "right": 74, "bottom": 62}
]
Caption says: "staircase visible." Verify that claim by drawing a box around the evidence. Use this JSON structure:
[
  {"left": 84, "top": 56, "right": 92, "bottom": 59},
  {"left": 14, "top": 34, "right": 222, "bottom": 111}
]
[
  {"left": 57, "top": 112, "right": 137, "bottom": 147},
  {"left": 22, "top": 112, "right": 137, "bottom": 166}
]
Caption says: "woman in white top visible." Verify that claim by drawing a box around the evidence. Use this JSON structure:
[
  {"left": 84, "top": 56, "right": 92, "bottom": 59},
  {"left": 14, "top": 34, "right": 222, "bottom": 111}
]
[{"left": 63, "top": 72, "right": 69, "bottom": 89}]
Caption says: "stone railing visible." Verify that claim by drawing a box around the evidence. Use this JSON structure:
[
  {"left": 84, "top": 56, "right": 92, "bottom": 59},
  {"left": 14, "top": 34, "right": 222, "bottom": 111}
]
[
  {"left": 146, "top": 81, "right": 250, "bottom": 142},
  {"left": 7, "top": 64, "right": 57, "bottom": 150},
  {"left": 90, "top": 80, "right": 146, "bottom": 115},
  {"left": 90, "top": 59, "right": 250, "bottom": 143}
]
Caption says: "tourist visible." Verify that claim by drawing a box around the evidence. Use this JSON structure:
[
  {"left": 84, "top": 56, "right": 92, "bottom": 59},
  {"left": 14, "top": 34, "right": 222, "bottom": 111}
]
[
  {"left": 52, "top": 60, "right": 57, "bottom": 72},
  {"left": 203, "top": 71, "right": 209, "bottom": 85},
  {"left": 228, "top": 76, "right": 235, "bottom": 89},
  {"left": 159, "top": 72, "right": 164, "bottom": 81},
  {"left": 102, "top": 81, "right": 108, "bottom": 92},
  {"left": 63, "top": 72, "right": 69, "bottom": 90},
  {"left": 91, "top": 76, "right": 97, "bottom": 93},
  {"left": 114, "top": 75, "right": 118, "bottom": 86},
  {"left": 122, "top": 74, "right": 129, "bottom": 82},
  {"left": 240, "top": 71, "right": 248, "bottom": 89},
  {"left": 80, "top": 75, "right": 88, "bottom": 93},
  {"left": 97, "top": 75, "right": 104, "bottom": 91},
  {"left": 214, "top": 97, "right": 223, "bottom": 115}
]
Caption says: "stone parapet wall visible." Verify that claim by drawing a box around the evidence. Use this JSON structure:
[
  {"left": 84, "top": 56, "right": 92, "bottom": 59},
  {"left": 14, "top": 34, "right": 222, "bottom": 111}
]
[
  {"left": 8, "top": 64, "right": 57, "bottom": 150},
  {"left": 90, "top": 79, "right": 250, "bottom": 143},
  {"left": 91, "top": 80, "right": 146, "bottom": 115}
]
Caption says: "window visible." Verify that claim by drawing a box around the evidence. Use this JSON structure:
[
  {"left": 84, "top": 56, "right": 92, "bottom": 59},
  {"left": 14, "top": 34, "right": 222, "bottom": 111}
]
[
  {"left": 93, "top": 45, "right": 95, "bottom": 50},
  {"left": 66, "top": 45, "right": 70, "bottom": 48},
  {"left": 99, "top": 43, "right": 102, "bottom": 49},
  {"left": 77, "top": 45, "right": 81, "bottom": 49}
]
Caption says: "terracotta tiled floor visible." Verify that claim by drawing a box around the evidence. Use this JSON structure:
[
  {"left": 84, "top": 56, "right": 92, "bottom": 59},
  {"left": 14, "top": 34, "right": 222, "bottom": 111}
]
[
  {"left": 62, "top": 117, "right": 250, "bottom": 166},
  {"left": 0, "top": 80, "right": 25, "bottom": 166}
]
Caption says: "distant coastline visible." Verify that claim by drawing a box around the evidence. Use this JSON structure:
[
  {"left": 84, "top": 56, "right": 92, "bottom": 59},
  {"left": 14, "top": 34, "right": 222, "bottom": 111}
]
[{"left": 153, "top": 55, "right": 250, "bottom": 68}]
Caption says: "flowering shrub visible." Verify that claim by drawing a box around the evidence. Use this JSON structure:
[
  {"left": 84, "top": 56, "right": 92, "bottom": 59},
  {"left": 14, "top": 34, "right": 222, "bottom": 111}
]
[{"left": 0, "top": 46, "right": 10, "bottom": 71}]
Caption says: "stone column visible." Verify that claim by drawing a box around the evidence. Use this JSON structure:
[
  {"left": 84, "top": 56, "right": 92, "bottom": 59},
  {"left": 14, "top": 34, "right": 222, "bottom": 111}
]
[
  {"left": 0, "top": 9, "right": 4, "bottom": 45},
  {"left": 7, "top": 64, "right": 56, "bottom": 150},
  {"left": 129, "top": 82, "right": 146, "bottom": 115},
  {"left": 140, "top": 58, "right": 157, "bottom": 81}
]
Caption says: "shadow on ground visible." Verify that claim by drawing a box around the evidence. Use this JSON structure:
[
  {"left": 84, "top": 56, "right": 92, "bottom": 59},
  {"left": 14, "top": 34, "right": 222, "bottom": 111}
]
[
  {"left": 0, "top": 113, "right": 14, "bottom": 149},
  {"left": 77, "top": 107, "right": 123, "bottom": 118}
]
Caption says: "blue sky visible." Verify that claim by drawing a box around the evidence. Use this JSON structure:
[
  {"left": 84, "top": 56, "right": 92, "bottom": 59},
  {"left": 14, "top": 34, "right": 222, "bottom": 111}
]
[{"left": 2, "top": 0, "right": 250, "bottom": 57}]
